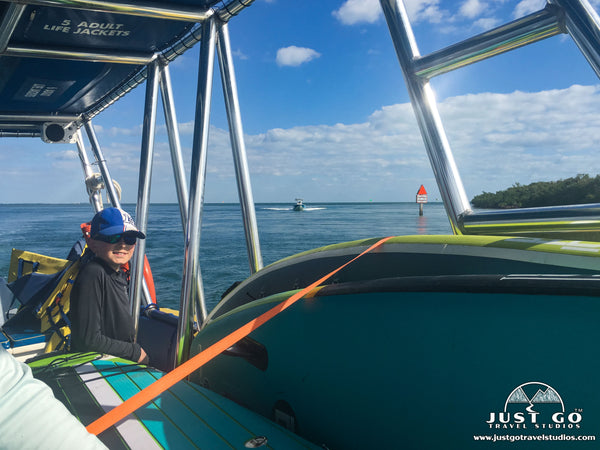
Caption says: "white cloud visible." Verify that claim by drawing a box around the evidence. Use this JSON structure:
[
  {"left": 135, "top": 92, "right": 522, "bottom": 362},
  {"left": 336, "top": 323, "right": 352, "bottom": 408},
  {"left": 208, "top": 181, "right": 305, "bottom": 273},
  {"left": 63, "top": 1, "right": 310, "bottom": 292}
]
[
  {"left": 333, "top": 0, "right": 447, "bottom": 26},
  {"left": 102, "top": 124, "right": 143, "bottom": 137},
  {"left": 232, "top": 49, "right": 248, "bottom": 60},
  {"left": 472, "top": 17, "right": 500, "bottom": 30},
  {"left": 49, "top": 149, "right": 79, "bottom": 161},
  {"left": 276, "top": 46, "right": 321, "bottom": 67},
  {"left": 459, "top": 0, "right": 485, "bottom": 19},
  {"left": 513, "top": 0, "right": 545, "bottom": 19},
  {"left": 177, "top": 121, "right": 195, "bottom": 135},
  {"left": 333, "top": 0, "right": 382, "bottom": 25},
  {"left": 404, "top": 0, "right": 445, "bottom": 23}
]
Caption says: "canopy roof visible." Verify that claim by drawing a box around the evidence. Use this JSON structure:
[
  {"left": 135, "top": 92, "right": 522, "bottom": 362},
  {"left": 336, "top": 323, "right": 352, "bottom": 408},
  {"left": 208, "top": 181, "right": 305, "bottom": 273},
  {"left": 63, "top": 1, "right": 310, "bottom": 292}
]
[{"left": 0, "top": 0, "right": 252, "bottom": 138}]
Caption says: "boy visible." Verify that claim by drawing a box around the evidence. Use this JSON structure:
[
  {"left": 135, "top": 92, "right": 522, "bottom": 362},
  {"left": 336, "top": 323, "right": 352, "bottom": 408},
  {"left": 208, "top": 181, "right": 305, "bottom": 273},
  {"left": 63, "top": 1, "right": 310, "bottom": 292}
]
[{"left": 70, "top": 207, "right": 148, "bottom": 364}]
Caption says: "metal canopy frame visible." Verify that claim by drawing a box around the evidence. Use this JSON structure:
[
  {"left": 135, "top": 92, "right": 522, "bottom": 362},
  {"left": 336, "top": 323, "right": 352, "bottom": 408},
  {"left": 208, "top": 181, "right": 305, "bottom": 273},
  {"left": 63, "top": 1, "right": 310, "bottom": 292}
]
[
  {"left": 0, "top": 0, "right": 262, "bottom": 366},
  {"left": 380, "top": 0, "right": 600, "bottom": 236}
]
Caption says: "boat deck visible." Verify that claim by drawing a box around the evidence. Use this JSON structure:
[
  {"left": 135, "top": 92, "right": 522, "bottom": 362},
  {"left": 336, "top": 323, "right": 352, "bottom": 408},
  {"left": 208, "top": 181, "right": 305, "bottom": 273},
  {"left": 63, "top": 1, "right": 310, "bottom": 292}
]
[{"left": 30, "top": 353, "right": 318, "bottom": 449}]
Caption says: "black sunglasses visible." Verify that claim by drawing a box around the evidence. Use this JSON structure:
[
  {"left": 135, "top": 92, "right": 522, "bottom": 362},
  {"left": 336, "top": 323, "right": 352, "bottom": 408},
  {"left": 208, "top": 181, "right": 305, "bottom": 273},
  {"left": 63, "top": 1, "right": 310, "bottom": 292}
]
[{"left": 94, "top": 233, "right": 138, "bottom": 245}]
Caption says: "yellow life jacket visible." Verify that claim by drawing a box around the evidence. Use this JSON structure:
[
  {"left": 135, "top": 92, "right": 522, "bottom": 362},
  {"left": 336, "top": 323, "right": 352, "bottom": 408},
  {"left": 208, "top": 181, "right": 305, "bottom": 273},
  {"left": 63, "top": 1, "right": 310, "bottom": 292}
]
[
  {"left": 38, "top": 257, "right": 83, "bottom": 352},
  {"left": 8, "top": 247, "right": 86, "bottom": 353},
  {"left": 8, "top": 249, "right": 69, "bottom": 283}
]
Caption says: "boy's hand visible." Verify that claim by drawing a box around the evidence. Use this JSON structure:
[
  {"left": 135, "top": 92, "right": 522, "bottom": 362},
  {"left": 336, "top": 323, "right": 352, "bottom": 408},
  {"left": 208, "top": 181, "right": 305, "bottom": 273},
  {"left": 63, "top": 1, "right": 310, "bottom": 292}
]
[{"left": 138, "top": 348, "right": 149, "bottom": 364}]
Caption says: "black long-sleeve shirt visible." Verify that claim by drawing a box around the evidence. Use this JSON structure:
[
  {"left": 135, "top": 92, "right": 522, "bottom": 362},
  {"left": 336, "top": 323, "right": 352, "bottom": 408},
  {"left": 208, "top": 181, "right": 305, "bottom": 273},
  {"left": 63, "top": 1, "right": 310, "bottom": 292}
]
[{"left": 70, "top": 257, "right": 142, "bottom": 362}]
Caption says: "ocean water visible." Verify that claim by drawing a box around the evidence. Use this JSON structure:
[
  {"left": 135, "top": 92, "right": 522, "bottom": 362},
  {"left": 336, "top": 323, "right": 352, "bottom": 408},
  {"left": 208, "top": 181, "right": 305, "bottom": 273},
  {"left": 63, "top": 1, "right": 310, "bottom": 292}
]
[{"left": 0, "top": 202, "right": 451, "bottom": 310}]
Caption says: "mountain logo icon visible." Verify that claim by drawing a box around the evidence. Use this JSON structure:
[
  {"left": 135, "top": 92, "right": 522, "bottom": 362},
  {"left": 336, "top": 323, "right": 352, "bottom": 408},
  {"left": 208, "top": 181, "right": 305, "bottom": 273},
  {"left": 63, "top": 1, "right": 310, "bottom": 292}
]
[{"left": 504, "top": 382, "right": 565, "bottom": 413}]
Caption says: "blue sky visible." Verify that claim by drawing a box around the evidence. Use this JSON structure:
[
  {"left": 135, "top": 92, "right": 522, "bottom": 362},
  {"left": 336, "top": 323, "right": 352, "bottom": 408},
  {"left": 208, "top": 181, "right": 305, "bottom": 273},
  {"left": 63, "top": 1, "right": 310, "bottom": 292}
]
[{"left": 2, "top": 0, "right": 600, "bottom": 204}]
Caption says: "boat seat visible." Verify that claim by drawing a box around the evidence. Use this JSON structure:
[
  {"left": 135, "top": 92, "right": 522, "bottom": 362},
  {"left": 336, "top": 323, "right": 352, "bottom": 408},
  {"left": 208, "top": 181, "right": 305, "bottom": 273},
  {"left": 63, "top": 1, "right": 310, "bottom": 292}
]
[
  {"left": 1, "top": 318, "right": 48, "bottom": 361},
  {"left": 137, "top": 307, "right": 179, "bottom": 372},
  {"left": 29, "top": 354, "right": 321, "bottom": 449}
]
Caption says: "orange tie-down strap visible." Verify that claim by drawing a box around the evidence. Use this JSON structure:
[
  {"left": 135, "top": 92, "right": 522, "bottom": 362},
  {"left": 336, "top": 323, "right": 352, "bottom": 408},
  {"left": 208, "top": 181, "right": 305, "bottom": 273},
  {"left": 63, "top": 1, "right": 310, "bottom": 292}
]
[{"left": 87, "top": 236, "right": 393, "bottom": 435}]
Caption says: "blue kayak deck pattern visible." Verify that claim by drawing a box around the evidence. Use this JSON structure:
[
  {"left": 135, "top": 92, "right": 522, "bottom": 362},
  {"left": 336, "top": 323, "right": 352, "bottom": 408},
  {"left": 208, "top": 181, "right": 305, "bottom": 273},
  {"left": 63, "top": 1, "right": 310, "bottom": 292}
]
[{"left": 34, "top": 355, "right": 318, "bottom": 449}]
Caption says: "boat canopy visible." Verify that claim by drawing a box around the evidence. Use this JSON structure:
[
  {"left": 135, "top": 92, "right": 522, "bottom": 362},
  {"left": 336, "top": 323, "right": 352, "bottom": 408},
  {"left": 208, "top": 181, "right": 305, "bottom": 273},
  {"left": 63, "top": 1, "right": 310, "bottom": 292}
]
[{"left": 0, "top": 0, "right": 251, "bottom": 139}]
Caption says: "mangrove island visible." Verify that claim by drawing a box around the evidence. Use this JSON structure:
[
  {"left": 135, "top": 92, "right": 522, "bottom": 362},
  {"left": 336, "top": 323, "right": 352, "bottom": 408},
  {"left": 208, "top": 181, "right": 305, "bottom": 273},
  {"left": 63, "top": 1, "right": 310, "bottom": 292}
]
[{"left": 471, "top": 174, "right": 600, "bottom": 209}]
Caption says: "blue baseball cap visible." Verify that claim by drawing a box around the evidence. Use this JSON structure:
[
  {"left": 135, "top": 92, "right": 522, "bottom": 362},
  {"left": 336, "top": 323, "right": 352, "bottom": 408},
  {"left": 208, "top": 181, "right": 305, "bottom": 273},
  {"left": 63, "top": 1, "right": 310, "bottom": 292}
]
[{"left": 90, "top": 207, "right": 146, "bottom": 239}]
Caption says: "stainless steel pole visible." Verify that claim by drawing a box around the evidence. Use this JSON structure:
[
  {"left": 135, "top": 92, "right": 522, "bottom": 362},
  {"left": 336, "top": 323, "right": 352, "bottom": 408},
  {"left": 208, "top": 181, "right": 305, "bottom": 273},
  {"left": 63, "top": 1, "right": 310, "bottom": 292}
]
[
  {"left": 158, "top": 63, "right": 189, "bottom": 228},
  {"left": 175, "top": 17, "right": 216, "bottom": 367},
  {"left": 9, "top": 0, "right": 213, "bottom": 22},
  {"left": 217, "top": 23, "right": 263, "bottom": 274},
  {"left": 550, "top": 0, "right": 600, "bottom": 77},
  {"left": 0, "top": 3, "right": 25, "bottom": 53},
  {"left": 158, "top": 62, "right": 206, "bottom": 327},
  {"left": 413, "top": 8, "right": 562, "bottom": 79},
  {"left": 74, "top": 130, "right": 103, "bottom": 212},
  {"left": 84, "top": 120, "right": 122, "bottom": 208},
  {"left": 379, "top": 0, "right": 471, "bottom": 232},
  {"left": 131, "top": 60, "right": 159, "bottom": 333}
]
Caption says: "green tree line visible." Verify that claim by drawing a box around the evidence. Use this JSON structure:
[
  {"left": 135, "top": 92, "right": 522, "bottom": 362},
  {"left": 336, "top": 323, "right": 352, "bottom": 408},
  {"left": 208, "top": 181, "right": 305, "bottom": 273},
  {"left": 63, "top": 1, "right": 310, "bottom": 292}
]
[{"left": 471, "top": 174, "right": 600, "bottom": 208}]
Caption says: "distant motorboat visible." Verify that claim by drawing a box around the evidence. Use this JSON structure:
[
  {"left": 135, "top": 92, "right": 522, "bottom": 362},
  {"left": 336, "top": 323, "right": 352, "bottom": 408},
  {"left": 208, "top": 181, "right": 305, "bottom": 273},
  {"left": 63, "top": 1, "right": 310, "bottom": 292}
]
[{"left": 293, "top": 198, "right": 305, "bottom": 211}]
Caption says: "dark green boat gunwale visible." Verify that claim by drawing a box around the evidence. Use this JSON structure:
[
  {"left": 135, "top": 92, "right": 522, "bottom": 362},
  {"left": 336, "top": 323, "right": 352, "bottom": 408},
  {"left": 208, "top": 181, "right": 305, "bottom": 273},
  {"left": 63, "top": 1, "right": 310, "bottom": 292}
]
[{"left": 207, "top": 234, "right": 600, "bottom": 321}]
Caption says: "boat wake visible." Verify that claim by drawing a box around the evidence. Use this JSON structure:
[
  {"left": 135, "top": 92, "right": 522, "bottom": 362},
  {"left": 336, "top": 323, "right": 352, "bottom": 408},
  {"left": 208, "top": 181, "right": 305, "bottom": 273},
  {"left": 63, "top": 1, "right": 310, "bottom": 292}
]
[{"left": 262, "top": 207, "right": 326, "bottom": 211}]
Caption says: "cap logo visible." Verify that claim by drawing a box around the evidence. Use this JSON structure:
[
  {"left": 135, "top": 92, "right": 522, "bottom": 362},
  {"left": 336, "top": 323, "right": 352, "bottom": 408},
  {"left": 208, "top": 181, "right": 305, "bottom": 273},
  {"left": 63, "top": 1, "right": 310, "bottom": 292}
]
[{"left": 121, "top": 210, "right": 137, "bottom": 232}]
